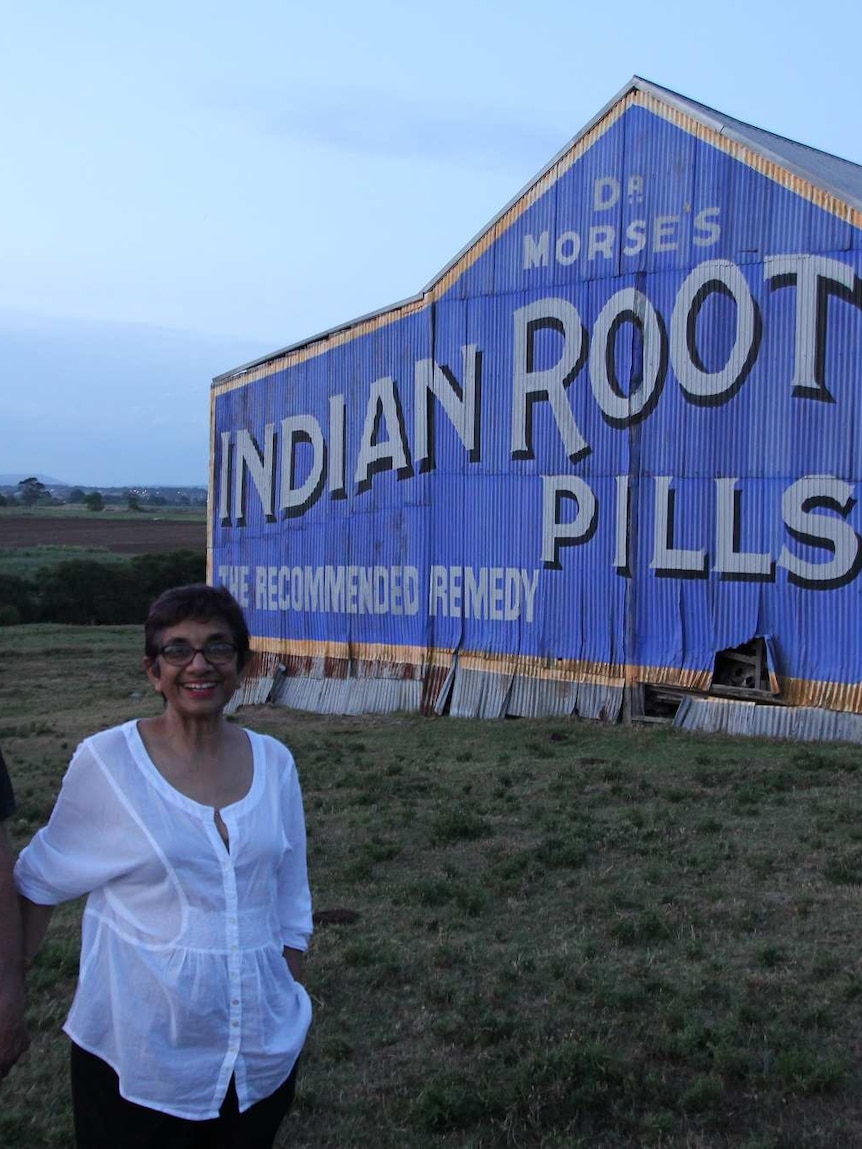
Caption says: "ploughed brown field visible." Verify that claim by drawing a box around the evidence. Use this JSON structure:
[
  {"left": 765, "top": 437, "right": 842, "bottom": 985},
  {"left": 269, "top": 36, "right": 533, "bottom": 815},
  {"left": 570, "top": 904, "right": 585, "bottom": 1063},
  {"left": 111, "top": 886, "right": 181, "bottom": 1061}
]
[{"left": 0, "top": 515, "right": 206, "bottom": 554}]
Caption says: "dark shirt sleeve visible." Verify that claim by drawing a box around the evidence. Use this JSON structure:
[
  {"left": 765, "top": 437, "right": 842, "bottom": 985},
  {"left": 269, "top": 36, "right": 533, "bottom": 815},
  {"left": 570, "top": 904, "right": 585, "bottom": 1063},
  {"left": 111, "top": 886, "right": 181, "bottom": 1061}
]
[{"left": 0, "top": 745, "right": 15, "bottom": 821}]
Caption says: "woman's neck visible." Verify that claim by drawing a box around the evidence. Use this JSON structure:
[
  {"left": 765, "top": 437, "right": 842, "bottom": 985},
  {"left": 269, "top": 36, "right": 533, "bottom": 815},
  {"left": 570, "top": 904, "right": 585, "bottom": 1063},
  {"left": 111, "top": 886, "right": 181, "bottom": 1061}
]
[
  {"left": 137, "top": 712, "right": 252, "bottom": 809},
  {"left": 143, "top": 710, "right": 229, "bottom": 763}
]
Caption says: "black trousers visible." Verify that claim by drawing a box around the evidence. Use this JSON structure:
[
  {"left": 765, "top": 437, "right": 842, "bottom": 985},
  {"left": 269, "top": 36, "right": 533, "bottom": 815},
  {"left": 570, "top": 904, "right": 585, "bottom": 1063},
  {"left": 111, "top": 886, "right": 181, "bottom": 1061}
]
[{"left": 70, "top": 1042, "right": 298, "bottom": 1149}]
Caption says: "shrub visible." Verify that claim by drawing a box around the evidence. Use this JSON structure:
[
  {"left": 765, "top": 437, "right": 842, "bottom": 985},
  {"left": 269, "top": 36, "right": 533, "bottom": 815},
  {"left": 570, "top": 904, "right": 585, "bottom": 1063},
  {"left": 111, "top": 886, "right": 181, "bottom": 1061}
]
[
  {"left": 37, "top": 560, "right": 142, "bottom": 625},
  {"left": 0, "top": 573, "right": 38, "bottom": 622},
  {"left": 130, "top": 550, "right": 205, "bottom": 599},
  {"left": 33, "top": 550, "right": 207, "bottom": 625}
]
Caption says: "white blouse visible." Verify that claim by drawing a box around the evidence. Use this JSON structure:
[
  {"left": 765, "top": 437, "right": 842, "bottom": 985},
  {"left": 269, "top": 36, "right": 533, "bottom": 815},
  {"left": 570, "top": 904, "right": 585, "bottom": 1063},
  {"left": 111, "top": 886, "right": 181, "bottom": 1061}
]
[{"left": 14, "top": 721, "right": 312, "bottom": 1120}]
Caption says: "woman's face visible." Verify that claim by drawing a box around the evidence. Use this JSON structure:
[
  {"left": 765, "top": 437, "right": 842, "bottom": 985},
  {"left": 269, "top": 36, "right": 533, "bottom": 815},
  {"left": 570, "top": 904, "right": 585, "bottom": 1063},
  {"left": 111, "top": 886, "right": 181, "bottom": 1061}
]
[{"left": 143, "top": 616, "right": 242, "bottom": 718}]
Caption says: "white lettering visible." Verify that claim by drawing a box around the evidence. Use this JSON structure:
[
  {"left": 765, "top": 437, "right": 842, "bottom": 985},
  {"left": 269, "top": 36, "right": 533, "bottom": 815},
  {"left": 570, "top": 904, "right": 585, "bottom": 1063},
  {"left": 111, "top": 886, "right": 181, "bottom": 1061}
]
[
  {"left": 764, "top": 254, "right": 859, "bottom": 400},
  {"left": 520, "top": 205, "right": 723, "bottom": 268},
  {"left": 541, "top": 476, "right": 598, "bottom": 566},
  {"left": 693, "top": 207, "right": 721, "bottom": 247},
  {"left": 489, "top": 568, "right": 504, "bottom": 619},
  {"left": 521, "top": 569, "right": 539, "bottom": 622},
  {"left": 328, "top": 395, "right": 347, "bottom": 496},
  {"left": 234, "top": 425, "right": 276, "bottom": 523},
  {"left": 671, "top": 260, "right": 757, "bottom": 402},
  {"left": 218, "top": 431, "right": 232, "bottom": 523},
  {"left": 512, "top": 298, "right": 589, "bottom": 461},
  {"left": 523, "top": 231, "right": 550, "bottom": 269},
  {"left": 465, "top": 567, "right": 487, "bottom": 617},
  {"left": 713, "top": 478, "right": 773, "bottom": 578},
  {"left": 650, "top": 477, "right": 707, "bottom": 576},
  {"left": 593, "top": 177, "right": 620, "bottom": 211},
  {"left": 587, "top": 225, "right": 615, "bottom": 261},
  {"left": 653, "top": 215, "right": 680, "bottom": 252},
  {"left": 589, "top": 287, "right": 665, "bottom": 426},
  {"left": 429, "top": 565, "right": 447, "bottom": 616},
  {"left": 778, "top": 476, "right": 861, "bottom": 587},
  {"left": 218, "top": 565, "right": 249, "bottom": 607},
  {"left": 354, "top": 376, "right": 410, "bottom": 487},
  {"left": 614, "top": 475, "right": 630, "bottom": 572},
  {"left": 414, "top": 345, "right": 480, "bottom": 470},
  {"left": 627, "top": 175, "right": 644, "bottom": 204},
  {"left": 280, "top": 414, "right": 325, "bottom": 512},
  {"left": 623, "top": 219, "right": 647, "bottom": 256},
  {"left": 426, "top": 567, "right": 540, "bottom": 621},
  {"left": 555, "top": 231, "right": 582, "bottom": 265},
  {"left": 325, "top": 566, "right": 345, "bottom": 611},
  {"left": 391, "top": 566, "right": 403, "bottom": 615}
]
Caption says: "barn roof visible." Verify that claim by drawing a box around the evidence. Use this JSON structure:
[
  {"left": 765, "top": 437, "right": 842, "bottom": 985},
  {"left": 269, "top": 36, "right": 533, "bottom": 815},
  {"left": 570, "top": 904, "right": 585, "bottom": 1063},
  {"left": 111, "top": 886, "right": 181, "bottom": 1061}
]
[{"left": 628, "top": 76, "right": 862, "bottom": 213}]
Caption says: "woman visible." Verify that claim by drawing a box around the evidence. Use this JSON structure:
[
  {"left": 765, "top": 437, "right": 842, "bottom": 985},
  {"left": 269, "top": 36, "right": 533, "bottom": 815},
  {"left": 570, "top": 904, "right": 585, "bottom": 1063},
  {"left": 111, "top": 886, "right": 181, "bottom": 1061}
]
[{"left": 15, "top": 584, "right": 312, "bottom": 1148}]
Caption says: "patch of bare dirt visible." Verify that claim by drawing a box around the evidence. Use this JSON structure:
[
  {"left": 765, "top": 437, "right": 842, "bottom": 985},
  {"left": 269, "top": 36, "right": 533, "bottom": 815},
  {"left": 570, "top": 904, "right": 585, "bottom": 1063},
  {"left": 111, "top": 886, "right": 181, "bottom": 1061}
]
[{"left": 0, "top": 515, "right": 206, "bottom": 554}]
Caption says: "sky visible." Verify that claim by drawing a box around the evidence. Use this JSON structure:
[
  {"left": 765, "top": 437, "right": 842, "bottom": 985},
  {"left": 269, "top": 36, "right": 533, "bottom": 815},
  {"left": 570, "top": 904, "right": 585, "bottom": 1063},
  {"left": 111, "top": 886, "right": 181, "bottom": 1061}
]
[{"left": 2, "top": 0, "right": 862, "bottom": 486}]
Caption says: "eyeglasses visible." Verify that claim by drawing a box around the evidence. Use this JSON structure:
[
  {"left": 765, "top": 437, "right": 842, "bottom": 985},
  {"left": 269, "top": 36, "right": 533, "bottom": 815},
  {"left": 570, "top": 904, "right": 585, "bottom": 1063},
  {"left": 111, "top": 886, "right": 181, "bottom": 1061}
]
[{"left": 157, "top": 641, "right": 238, "bottom": 667}]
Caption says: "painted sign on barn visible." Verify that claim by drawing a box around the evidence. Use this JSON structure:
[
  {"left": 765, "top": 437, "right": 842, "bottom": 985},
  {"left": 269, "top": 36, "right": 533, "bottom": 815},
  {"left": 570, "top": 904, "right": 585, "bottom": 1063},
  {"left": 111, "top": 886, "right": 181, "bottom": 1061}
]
[{"left": 210, "top": 80, "right": 862, "bottom": 720}]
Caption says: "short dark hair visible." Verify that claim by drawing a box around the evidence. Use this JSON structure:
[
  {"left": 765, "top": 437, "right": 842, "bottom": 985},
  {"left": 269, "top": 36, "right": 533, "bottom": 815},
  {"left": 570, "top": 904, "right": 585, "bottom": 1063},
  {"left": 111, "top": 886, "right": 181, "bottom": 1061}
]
[{"left": 144, "top": 584, "right": 252, "bottom": 669}]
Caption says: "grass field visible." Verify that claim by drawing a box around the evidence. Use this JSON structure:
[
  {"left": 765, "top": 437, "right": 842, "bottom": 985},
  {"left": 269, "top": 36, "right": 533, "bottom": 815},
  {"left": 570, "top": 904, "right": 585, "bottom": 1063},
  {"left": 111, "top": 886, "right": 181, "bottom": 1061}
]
[
  {"left": 0, "top": 545, "right": 133, "bottom": 579},
  {"left": 3, "top": 625, "right": 862, "bottom": 1147},
  {"left": 0, "top": 505, "right": 206, "bottom": 521},
  {"left": 0, "top": 512, "right": 206, "bottom": 580}
]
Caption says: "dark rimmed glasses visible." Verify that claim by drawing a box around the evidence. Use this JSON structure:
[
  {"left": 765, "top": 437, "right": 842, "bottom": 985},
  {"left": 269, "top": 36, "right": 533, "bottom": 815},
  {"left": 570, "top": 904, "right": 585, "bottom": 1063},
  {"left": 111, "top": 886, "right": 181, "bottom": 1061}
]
[{"left": 157, "top": 640, "right": 238, "bottom": 667}]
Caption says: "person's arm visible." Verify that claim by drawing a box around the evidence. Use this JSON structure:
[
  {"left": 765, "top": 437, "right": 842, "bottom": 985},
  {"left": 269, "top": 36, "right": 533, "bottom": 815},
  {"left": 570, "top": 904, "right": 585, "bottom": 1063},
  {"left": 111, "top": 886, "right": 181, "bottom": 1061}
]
[
  {"left": 274, "top": 743, "right": 312, "bottom": 980},
  {"left": 0, "top": 822, "right": 29, "bottom": 1083},
  {"left": 20, "top": 898, "right": 55, "bottom": 964}
]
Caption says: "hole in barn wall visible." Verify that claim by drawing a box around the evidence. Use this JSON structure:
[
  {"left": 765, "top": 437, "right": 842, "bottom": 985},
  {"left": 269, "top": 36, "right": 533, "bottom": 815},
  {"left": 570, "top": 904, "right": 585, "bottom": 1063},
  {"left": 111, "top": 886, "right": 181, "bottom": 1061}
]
[
  {"left": 641, "top": 684, "right": 684, "bottom": 722},
  {"left": 710, "top": 638, "right": 778, "bottom": 699}
]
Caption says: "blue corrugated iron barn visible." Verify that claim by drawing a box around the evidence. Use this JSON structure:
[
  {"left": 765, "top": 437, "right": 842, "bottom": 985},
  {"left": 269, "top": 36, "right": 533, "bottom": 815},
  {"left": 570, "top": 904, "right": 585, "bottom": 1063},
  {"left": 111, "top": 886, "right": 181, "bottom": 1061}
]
[{"left": 210, "top": 77, "right": 862, "bottom": 740}]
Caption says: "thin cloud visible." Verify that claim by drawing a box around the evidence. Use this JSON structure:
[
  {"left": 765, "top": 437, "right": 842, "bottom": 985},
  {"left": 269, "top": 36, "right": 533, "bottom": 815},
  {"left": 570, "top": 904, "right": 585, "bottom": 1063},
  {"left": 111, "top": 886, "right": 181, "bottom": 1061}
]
[{"left": 216, "top": 83, "right": 570, "bottom": 173}]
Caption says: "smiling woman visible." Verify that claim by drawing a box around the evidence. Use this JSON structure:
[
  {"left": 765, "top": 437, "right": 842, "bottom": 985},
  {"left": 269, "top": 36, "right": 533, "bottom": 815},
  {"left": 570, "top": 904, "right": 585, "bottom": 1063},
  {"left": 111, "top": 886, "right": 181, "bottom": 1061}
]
[{"left": 13, "top": 584, "right": 313, "bottom": 1149}]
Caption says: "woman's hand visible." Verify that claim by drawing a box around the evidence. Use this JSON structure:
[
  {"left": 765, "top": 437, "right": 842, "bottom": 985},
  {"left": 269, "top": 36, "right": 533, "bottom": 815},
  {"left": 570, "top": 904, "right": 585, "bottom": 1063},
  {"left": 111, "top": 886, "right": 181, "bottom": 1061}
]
[{"left": 283, "top": 946, "right": 304, "bottom": 982}]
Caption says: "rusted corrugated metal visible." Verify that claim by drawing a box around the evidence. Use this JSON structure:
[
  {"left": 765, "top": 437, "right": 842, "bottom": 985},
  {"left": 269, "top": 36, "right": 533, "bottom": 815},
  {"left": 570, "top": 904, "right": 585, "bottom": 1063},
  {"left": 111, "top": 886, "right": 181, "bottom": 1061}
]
[
  {"left": 271, "top": 674, "right": 423, "bottom": 716},
  {"left": 223, "top": 651, "right": 283, "bottom": 713},
  {"left": 210, "top": 78, "right": 862, "bottom": 736},
  {"left": 675, "top": 697, "right": 862, "bottom": 744}
]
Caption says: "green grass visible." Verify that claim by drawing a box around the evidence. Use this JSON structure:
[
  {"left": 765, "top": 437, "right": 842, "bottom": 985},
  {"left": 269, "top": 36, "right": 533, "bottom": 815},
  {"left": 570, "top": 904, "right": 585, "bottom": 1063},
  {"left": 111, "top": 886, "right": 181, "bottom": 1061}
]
[
  {"left": 3, "top": 624, "right": 862, "bottom": 1146},
  {"left": 0, "top": 505, "right": 206, "bottom": 520},
  {"left": 0, "top": 545, "right": 134, "bottom": 579}
]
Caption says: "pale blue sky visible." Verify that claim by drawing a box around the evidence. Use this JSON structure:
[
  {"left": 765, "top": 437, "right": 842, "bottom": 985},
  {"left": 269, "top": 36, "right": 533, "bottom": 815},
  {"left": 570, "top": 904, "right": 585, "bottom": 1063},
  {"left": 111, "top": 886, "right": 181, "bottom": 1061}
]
[{"left": 1, "top": 0, "right": 860, "bottom": 484}]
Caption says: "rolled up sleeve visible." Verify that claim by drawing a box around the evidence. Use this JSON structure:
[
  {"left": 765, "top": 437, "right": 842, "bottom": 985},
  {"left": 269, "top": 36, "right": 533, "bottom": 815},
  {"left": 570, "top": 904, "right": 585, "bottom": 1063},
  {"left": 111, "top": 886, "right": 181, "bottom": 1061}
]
[{"left": 15, "top": 742, "right": 135, "bottom": 905}]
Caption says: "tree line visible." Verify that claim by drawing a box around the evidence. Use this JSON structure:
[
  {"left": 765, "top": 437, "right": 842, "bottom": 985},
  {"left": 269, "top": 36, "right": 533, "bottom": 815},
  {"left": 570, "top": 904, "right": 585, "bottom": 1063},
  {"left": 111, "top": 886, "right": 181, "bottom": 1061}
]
[
  {"left": 1, "top": 477, "right": 207, "bottom": 511},
  {"left": 0, "top": 551, "right": 205, "bottom": 626},
  {"left": 3, "top": 477, "right": 106, "bottom": 510}
]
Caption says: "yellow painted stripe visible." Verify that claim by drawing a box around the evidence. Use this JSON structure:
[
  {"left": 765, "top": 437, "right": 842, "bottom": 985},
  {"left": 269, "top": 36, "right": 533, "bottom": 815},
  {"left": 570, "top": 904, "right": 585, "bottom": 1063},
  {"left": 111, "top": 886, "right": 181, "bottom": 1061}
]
[{"left": 637, "top": 91, "right": 862, "bottom": 229}]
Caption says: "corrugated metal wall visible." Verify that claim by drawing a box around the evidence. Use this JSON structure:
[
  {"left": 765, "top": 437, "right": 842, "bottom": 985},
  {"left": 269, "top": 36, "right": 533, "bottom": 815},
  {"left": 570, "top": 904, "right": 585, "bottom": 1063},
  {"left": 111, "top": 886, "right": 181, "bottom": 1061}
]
[{"left": 209, "top": 83, "right": 862, "bottom": 732}]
